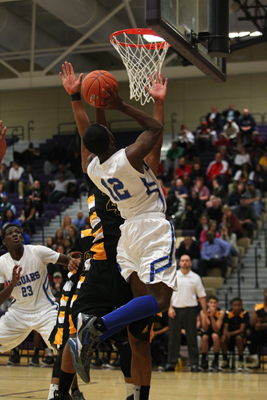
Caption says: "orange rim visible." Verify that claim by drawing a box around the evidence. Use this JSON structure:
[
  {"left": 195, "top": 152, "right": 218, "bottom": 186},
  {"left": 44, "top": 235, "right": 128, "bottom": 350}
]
[{"left": 110, "top": 28, "right": 171, "bottom": 50}]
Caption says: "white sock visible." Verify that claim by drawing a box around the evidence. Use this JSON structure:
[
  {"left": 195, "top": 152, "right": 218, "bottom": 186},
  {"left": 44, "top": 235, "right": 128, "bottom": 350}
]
[
  {"left": 47, "top": 383, "right": 58, "bottom": 400},
  {"left": 133, "top": 385, "right": 141, "bottom": 400},
  {"left": 125, "top": 382, "right": 134, "bottom": 398},
  {"left": 46, "top": 347, "right": 53, "bottom": 357},
  {"left": 251, "top": 354, "right": 259, "bottom": 362}
]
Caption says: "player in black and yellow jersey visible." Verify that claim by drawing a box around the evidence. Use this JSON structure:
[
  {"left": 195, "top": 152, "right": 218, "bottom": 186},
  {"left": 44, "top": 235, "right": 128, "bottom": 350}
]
[
  {"left": 200, "top": 296, "right": 225, "bottom": 372},
  {"left": 246, "top": 287, "right": 267, "bottom": 369},
  {"left": 221, "top": 297, "right": 249, "bottom": 371},
  {"left": 52, "top": 63, "right": 166, "bottom": 400}
]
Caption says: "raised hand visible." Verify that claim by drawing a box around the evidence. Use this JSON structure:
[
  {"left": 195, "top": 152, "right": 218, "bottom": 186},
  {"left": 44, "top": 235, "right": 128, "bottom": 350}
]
[
  {"left": 97, "top": 84, "right": 124, "bottom": 110},
  {"left": 59, "top": 61, "right": 83, "bottom": 95},
  {"left": 144, "top": 72, "right": 168, "bottom": 102},
  {"left": 12, "top": 265, "right": 22, "bottom": 286},
  {"left": 0, "top": 120, "right": 7, "bottom": 143}
]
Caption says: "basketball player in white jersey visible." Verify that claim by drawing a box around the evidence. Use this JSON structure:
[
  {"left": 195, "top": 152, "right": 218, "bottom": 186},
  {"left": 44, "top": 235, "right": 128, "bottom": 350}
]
[
  {"left": 0, "top": 224, "right": 80, "bottom": 372},
  {"left": 69, "top": 82, "right": 177, "bottom": 399}
]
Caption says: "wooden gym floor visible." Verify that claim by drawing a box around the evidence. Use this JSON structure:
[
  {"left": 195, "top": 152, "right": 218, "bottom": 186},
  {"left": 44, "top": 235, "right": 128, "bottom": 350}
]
[{"left": 0, "top": 356, "right": 266, "bottom": 399}]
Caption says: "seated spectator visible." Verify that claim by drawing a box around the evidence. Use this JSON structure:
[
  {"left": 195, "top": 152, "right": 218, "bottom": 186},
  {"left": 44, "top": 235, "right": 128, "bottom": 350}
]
[
  {"left": 207, "top": 197, "right": 223, "bottom": 227},
  {"left": 166, "top": 190, "right": 184, "bottom": 229},
  {"left": 232, "top": 131, "right": 245, "bottom": 153},
  {"left": 233, "top": 194, "right": 257, "bottom": 239},
  {"left": 233, "top": 147, "right": 251, "bottom": 173},
  {"left": 48, "top": 174, "right": 76, "bottom": 203},
  {"left": 244, "top": 180, "right": 264, "bottom": 219},
  {"left": 239, "top": 108, "right": 256, "bottom": 139},
  {"left": 61, "top": 215, "right": 76, "bottom": 238},
  {"left": 55, "top": 164, "right": 75, "bottom": 181},
  {"left": 199, "top": 231, "right": 231, "bottom": 278},
  {"left": 72, "top": 211, "right": 86, "bottom": 233},
  {"left": 223, "top": 118, "right": 239, "bottom": 141},
  {"left": 249, "top": 164, "right": 267, "bottom": 193},
  {"left": 63, "top": 238, "right": 72, "bottom": 254},
  {"left": 0, "top": 163, "right": 8, "bottom": 184},
  {"left": 0, "top": 183, "right": 6, "bottom": 198},
  {"left": 196, "top": 121, "right": 216, "bottom": 152},
  {"left": 220, "top": 223, "right": 239, "bottom": 258},
  {"left": 18, "top": 165, "right": 37, "bottom": 199},
  {"left": 214, "top": 133, "right": 230, "bottom": 151},
  {"left": 195, "top": 214, "right": 209, "bottom": 241},
  {"left": 0, "top": 209, "right": 21, "bottom": 229},
  {"left": 0, "top": 195, "right": 16, "bottom": 219},
  {"left": 171, "top": 178, "right": 189, "bottom": 203},
  {"left": 174, "top": 157, "right": 192, "bottom": 181},
  {"left": 183, "top": 141, "right": 199, "bottom": 165},
  {"left": 250, "top": 140, "right": 263, "bottom": 167},
  {"left": 192, "top": 177, "right": 210, "bottom": 202},
  {"left": 233, "top": 162, "right": 252, "bottom": 185},
  {"left": 251, "top": 130, "right": 264, "bottom": 148},
  {"left": 259, "top": 149, "right": 267, "bottom": 172},
  {"left": 46, "top": 236, "right": 56, "bottom": 250},
  {"left": 68, "top": 226, "right": 78, "bottom": 245},
  {"left": 177, "top": 124, "right": 195, "bottom": 147},
  {"left": 69, "top": 149, "right": 82, "bottom": 178},
  {"left": 164, "top": 141, "right": 183, "bottom": 176},
  {"left": 54, "top": 229, "right": 65, "bottom": 247},
  {"left": 51, "top": 272, "right": 64, "bottom": 302},
  {"left": 200, "top": 219, "right": 220, "bottom": 247},
  {"left": 222, "top": 103, "right": 241, "bottom": 124},
  {"left": 21, "top": 226, "right": 31, "bottom": 245},
  {"left": 200, "top": 295, "right": 225, "bottom": 371},
  {"left": 206, "top": 105, "right": 222, "bottom": 130},
  {"left": 84, "top": 216, "right": 90, "bottom": 229},
  {"left": 6, "top": 161, "right": 24, "bottom": 193},
  {"left": 246, "top": 288, "right": 267, "bottom": 369},
  {"left": 182, "top": 192, "right": 204, "bottom": 229},
  {"left": 44, "top": 141, "right": 66, "bottom": 174},
  {"left": 206, "top": 153, "right": 229, "bottom": 188},
  {"left": 191, "top": 162, "right": 205, "bottom": 184},
  {"left": 28, "top": 180, "right": 45, "bottom": 216},
  {"left": 222, "top": 205, "right": 243, "bottom": 239},
  {"left": 20, "top": 197, "right": 36, "bottom": 235},
  {"left": 221, "top": 298, "right": 249, "bottom": 371},
  {"left": 227, "top": 182, "right": 246, "bottom": 209},
  {"left": 211, "top": 178, "right": 227, "bottom": 205},
  {"left": 176, "top": 236, "right": 201, "bottom": 272}
]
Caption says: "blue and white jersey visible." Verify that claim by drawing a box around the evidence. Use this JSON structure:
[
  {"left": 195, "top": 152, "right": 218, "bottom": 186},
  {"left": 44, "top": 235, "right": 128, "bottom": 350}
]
[
  {"left": 87, "top": 149, "right": 166, "bottom": 220},
  {"left": 0, "top": 245, "right": 59, "bottom": 313}
]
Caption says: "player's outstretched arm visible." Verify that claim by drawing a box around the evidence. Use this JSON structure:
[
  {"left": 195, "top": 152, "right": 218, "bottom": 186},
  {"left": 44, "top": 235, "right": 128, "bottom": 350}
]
[
  {"left": 0, "top": 120, "right": 7, "bottom": 164},
  {"left": 98, "top": 85, "right": 163, "bottom": 172},
  {"left": 60, "top": 61, "right": 91, "bottom": 172},
  {"left": 144, "top": 72, "right": 167, "bottom": 176},
  {"left": 57, "top": 252, "right": 82, "bottom": 271},
  {"left": 0, "top": 265, "right": 21, "bottom": 306}
]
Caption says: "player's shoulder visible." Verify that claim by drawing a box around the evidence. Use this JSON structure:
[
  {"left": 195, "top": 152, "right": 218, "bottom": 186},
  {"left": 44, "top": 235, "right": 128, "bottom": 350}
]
[
  {"left": 255, "top": 303, "right": 264, "bottom": 311},
  {"left": 0, "top": 251, "right": 11, "bottom": 264}
]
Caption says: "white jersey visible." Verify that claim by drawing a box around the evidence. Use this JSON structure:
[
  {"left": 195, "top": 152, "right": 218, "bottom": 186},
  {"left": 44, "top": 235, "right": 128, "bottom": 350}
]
[
  {"left": 87, "top": 149, "right": 166, "bottom": 220},
  {"left": 0, "top": 245, "right": 60, "bottom": 313}
]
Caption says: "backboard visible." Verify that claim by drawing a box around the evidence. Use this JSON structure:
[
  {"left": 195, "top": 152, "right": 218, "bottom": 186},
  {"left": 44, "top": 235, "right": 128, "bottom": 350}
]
[{"left": 146, "top": 0, "right": 229, "bottom": 82}]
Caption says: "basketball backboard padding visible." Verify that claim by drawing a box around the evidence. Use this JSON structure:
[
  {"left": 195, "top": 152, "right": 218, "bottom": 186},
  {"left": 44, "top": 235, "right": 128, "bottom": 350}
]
[{"left": 146, "top": 0, "right": 227, "bottom": 82}]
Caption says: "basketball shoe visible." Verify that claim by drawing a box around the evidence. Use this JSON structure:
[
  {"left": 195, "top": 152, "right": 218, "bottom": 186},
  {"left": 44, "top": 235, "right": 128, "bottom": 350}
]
[{"left": 53, "top": 390, "right": 72, "bottom": 400}]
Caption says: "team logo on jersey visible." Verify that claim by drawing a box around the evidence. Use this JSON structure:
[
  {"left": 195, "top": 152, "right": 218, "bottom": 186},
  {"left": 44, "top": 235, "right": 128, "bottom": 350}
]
[
  {"left": 84, "top": 250, "right": 92, "bottom": 261},
  {"left": 106, "top": 199, "right": 120, "bottom": 216}
]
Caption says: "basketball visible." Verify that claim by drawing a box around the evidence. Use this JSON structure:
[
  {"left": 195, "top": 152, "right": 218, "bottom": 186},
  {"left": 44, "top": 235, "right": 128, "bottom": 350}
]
[{"left": 81, "top": 70, "right": 118, "bottom": 108}]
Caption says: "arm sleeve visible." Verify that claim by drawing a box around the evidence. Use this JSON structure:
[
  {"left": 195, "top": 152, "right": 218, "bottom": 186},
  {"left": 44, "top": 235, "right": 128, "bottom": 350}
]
[
  {"left": 35, "top": 245, "right": 60, "bottom": 265},
  {"left": 195, "top": 276, "right": 206, "bottom": 298},
  {"left": 0, "top": 260, "right": 6, "bottom": 284}
]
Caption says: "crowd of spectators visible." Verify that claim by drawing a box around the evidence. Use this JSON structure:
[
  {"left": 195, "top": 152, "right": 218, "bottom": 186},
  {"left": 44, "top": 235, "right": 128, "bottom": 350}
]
[{"left": 160, "top": 104, "right": 265, "bottom": 279}]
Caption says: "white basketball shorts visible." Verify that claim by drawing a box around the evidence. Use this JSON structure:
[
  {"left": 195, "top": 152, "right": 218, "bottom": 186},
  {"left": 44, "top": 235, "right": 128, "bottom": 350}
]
[
  {"left": 0, "top": 305, "right": 58, "bottom": 353},
  {"left": 117, "top": 212, "right": 177, "bottom": 291}
]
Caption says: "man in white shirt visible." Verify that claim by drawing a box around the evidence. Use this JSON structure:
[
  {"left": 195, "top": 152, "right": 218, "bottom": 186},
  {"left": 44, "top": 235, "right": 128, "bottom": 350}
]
[
  {"left": 0, "top": 223, "right": 80, "bottom": 399},
  {"left": 7, "top": 161, "right": 24, "bottom": 193},
  {"left": 165, "top": 255, "right": 208, "bottom": 372}
]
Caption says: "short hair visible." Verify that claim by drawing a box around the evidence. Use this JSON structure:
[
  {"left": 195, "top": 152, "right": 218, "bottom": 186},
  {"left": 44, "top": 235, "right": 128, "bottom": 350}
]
[
  {"left": 2, "top": 223, "right": 21, "bottom": 239},
  {"left": 82, "top": 124, "right": 111, "bottom": 155},
  {"left": 231, "top": 297, "right": 242, "bottom": 305},
  {"left": 207, "top": 295, "right": 218, "bottom": 302}
]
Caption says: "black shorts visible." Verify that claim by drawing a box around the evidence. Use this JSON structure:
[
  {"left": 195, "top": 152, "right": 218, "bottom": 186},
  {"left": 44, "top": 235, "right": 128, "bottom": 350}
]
[
  {"left": 202, "top": 331, "right": 221, "bottom": 348},
  {"left": 228, "top": 333, "right": 246, "bottom": 350},
  {"left": 72, "top": 259, "right": 153, "bottom": 342}
]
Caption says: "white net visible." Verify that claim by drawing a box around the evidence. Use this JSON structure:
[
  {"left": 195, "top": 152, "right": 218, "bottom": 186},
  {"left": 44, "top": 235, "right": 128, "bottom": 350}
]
[{"left": 110, "top": 32, "right": 169, "bottom": 106}]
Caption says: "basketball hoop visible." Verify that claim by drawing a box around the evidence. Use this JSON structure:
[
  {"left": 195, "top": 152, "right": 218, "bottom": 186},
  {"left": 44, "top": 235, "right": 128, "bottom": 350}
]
[{"left": 110, "top": 28, "right": 170, "bottom": 105}]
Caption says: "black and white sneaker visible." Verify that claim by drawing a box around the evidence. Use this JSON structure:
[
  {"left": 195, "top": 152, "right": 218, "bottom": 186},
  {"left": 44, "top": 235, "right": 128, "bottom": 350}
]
[
  {"left": 7, "top": 351, "right": 20, "bottom": 366},
  {"left": 41, "top": 356, "right": 54, "bottom": 366},
  {"left": 29, "top": 354, "right": 39, "bottom": 367},
  {"left": 53, "top": 389, "right": 72, "bottom": 400},
  {"left": 209, "top": 359, "right": 220, "bottom": 372}
]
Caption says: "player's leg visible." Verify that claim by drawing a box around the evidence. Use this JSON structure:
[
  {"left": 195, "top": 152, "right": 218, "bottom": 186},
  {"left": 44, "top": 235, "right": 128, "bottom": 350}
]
[
  {"left": 29, "top": 330, "right": 42, "bottom": 366},
  {"left": 235, "top": 335, "right": 244, "bottom": 371},
  {"left": 221, "top": 335, "right": 229, "bottom": 369},
  {"left": 200, "top": 334, "right": 210, "bottom": 371},
  {"left": 210, "top": 333, "right": 220, "bottom": 371}
]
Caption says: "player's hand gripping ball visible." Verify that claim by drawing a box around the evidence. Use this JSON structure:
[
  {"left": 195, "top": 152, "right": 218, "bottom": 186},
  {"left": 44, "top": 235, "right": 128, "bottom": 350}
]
[{"left": 81, "top": 70, "right": 119, "bottom": 108}]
